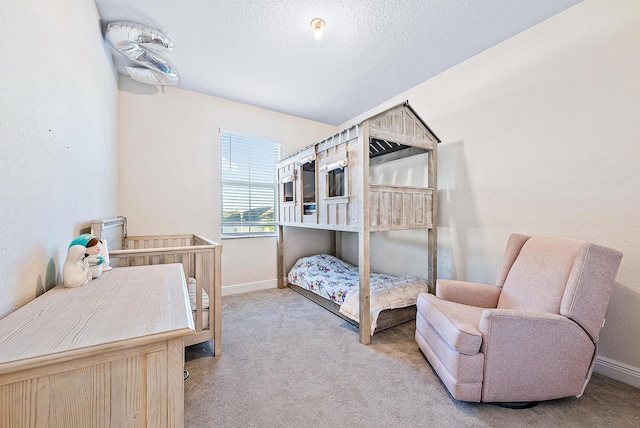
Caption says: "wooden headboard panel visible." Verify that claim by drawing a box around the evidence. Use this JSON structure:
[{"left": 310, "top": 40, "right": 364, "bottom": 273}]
[{"left": 90, "top": 217, "right": 127, "bottom": 251}]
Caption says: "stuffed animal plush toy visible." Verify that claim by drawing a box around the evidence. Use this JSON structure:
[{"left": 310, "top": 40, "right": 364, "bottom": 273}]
[
  {"left": 63, "top": 234, "right": 105, "bottom": 288},
  {"left": 85, "top": 238, "right": 105, "bottom": 279}
]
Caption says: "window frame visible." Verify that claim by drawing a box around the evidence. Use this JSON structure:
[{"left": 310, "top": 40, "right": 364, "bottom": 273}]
[
  {"left": 319, "top": 153, "right": 350, "bottom": 205},
  {"left": 220, "top": 129, "right": 281, "bottom": 239}
]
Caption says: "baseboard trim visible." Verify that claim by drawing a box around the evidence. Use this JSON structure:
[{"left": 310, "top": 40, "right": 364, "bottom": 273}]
[
  {"left": 222, "top": 279, "right": 278, "bottom": 296},
  {"left": 595, "top": 356, "right": 640, "bottom": 389}
]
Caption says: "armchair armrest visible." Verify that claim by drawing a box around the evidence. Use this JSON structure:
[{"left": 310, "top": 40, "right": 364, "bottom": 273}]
[
  {"left": 478, "top": 309, "right": 595, "bottom": 402},
  {"left": 436, "top": 279, "right": 501, "bottom": 308}
]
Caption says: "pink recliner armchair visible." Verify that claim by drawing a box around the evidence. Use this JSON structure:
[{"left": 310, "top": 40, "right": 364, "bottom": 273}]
[{"left": 415, "top": 233, "right": 622, "bottom": 404}]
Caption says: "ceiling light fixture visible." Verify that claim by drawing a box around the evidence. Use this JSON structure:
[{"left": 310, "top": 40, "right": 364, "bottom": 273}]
[{"left": 310, "top": 18, "right": 325, "bottom": 40}]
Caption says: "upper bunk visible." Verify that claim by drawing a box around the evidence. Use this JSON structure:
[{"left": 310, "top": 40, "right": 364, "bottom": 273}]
[{"left": 276, "top": 102, "right": 440, "bottom": 232}]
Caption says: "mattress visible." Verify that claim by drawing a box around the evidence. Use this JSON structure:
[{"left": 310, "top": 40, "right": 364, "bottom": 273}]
[{"left": 288, "top": 254, "right": 428, "bottom": 331}]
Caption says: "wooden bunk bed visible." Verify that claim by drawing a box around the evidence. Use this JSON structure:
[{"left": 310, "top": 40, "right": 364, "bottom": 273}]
[
  {"left": 276, "top": 102, "right": 439, "bottom": 344},
  {"left": 91, "top": 217, "right": 222, "bottom": 355}
]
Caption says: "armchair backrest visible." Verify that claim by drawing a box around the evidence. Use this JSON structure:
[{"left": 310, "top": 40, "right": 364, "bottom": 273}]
[
  {"left": 495, "top": 233, "right": 623, "bottom": 342},
  {"left": 497, "top": 235, "right": 584, "bottom": 313}
]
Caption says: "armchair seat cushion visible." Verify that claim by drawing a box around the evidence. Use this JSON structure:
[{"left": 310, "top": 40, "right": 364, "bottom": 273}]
[{"left": 417, "top": 293, "right": 484, "bottom": 355}]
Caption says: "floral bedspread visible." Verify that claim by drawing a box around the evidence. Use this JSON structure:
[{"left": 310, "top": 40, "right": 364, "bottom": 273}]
[{"left": 288, "top": 254, "right": 428, "bottom": 333}]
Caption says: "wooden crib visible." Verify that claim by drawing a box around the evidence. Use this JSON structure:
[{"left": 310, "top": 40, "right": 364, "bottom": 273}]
[{"left": 91, "top": 217, "right": 222, "bottom": 355}]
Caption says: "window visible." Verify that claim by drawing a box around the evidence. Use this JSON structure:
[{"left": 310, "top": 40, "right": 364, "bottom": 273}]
[
  {"left": 322, "top": 157, "right": 348, "bottom": 198},
  {"left": 283, "top": 181, "right": 294, "bottom": 202},
  {"left": 327, "top": 168, "right": 345, "bottom": 197},
  {"left": 302, "top": 161, "right": 316, "bottom": 215},
  {"left": 220, "top": 131, "right": 281, "bottom": 237},
  {"left": 302, "top": 161, "right": 316, "bottom": 203}
]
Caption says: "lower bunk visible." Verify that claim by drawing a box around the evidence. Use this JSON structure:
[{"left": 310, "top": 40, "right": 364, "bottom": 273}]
[{"left": 287, "top": 254, "right": 428, "bottom": 334}]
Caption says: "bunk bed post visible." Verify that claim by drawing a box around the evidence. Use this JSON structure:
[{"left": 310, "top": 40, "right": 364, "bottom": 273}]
[
  {"left": 358, "top": 122, "right": 372, "bottom": 344},
  {"left": 428, "top": 143, "right": 438, "bottom": 293},
  {"left": 330, "top": 230, "right": 337, "bottom": 256},
  {"left": 277, "top": 224, "right": 285, "bottom": 289}
]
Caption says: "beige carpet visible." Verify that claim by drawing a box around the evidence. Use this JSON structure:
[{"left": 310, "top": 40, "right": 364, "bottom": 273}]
[{"left": 184, "top": 288, "right": 640, "bottom": 427}]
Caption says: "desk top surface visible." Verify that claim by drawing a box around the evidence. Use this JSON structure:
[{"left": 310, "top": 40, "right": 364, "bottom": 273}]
[{"left": 0, "top": 264, "right": 195, "bottom": 373}]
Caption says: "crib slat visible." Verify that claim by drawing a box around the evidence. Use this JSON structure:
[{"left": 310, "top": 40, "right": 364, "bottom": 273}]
[{"left": 182, "top": 254, "right": 190, "bottom": 280}]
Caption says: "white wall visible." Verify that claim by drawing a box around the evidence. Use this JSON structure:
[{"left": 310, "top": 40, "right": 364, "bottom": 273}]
[
  {"left": 340, "top": 0, "right": 640, "bottom": 385},
  {"left": 0, "top": 0, "right": 119, "bottom": 318},
  {"left": 117, "top": 79, "right": 336, "bottom": 291}
]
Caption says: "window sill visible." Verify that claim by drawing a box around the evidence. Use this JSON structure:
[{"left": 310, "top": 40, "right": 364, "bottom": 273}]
[{"left": 221, "top": 234, "right": 277, "bottom": 240}]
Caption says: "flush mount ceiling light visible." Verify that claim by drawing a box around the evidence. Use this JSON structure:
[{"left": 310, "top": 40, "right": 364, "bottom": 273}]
[{"left": 310, "top": 18, "right": 325, "bottom": 40}]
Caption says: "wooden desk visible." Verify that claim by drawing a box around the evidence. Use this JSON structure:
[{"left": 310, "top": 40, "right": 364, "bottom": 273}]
[{"left": 0, "top": 264, "right": 195, "bottom": 427}]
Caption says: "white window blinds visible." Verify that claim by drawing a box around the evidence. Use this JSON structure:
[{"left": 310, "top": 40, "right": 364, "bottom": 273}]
[{"left": 220, "top": 131, "right": 281, "bottom": 237}]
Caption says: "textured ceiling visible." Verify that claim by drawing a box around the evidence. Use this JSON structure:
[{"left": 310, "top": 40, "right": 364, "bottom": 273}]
[{"left": 94, "top": 0, "right": 581, "bottom": 125}]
